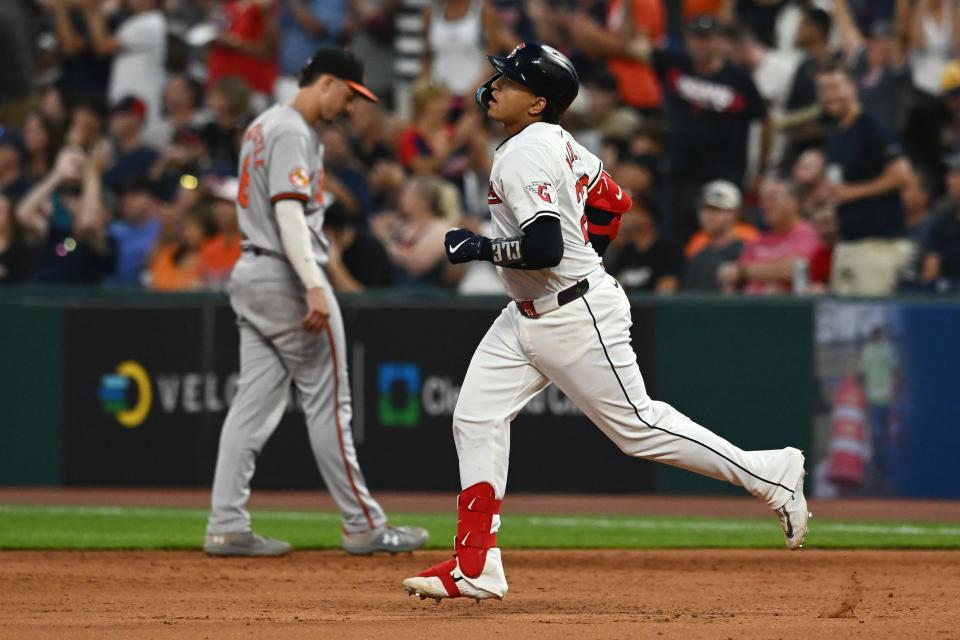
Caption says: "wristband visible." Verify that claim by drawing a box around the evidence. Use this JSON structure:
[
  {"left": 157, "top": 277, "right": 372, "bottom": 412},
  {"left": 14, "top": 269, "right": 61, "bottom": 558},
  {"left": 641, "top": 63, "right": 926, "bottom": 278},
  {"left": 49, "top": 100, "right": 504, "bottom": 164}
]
[{"left": 490, "top": 236, "right": 525, "bottom": 266}]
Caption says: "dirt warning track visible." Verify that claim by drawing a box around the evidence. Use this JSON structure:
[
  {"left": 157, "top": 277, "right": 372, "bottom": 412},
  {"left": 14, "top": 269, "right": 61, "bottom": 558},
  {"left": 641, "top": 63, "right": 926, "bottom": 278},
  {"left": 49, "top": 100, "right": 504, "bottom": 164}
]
[{"left": 3, "top": 549, "right": 958, "bottom": 640}]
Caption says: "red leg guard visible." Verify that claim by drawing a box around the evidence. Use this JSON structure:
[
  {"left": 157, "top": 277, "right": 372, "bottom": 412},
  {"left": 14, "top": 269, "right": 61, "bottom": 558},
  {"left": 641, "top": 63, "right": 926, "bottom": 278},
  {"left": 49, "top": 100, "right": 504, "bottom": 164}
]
[{"left": 455, "top": 482, "right": 501, "bottom": 579}]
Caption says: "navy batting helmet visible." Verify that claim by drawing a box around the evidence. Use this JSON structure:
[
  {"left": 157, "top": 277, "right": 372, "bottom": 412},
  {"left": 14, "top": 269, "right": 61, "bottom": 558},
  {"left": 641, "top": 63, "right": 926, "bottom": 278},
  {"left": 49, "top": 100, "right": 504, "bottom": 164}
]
[{"left": 476, "top": 42, "right": 579, "bottom": 123}]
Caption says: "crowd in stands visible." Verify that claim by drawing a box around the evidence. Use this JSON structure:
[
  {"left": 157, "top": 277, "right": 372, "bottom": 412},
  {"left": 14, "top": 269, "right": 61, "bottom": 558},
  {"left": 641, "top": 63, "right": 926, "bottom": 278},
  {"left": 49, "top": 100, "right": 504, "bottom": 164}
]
[{"left": 3, "top": 0, "right": 960, "bottom": 296}]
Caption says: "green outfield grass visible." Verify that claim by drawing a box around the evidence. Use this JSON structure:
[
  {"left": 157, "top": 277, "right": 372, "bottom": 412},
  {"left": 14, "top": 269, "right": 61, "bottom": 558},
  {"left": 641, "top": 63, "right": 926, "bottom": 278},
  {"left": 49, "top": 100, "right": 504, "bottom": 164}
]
[{"left": 1, "top": 505, "right": 959, "bottom": 550}]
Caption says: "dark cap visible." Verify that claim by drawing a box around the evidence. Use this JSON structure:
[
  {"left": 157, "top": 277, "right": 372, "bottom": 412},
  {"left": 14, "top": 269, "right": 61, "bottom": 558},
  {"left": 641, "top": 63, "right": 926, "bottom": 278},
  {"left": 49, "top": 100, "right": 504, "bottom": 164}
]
[
  {"left": 803, "top": 7, "right": 833, "bottom": 38},
  {"left": 298, "top": 47, "right": 378, "bottom": 102},
  {"left": 587, "top": 70, "right": 619, "bottom": 93},
  {"left": 869, "top": 20, "right": 894, "bottom": 39},
  {"left": 173, "top": 127, "right": 203, "bottom": 145},
  {"left": 0, "top": 127, "right": 26, "bottom": 158},
  {"left": 111, "top": 95, "right": 148, "bottom": 120},
  {"left": 632, "top": 190, "right": 661, "bottom": 221},
  {"left": 321, "top": 199, "right": 351, "bottom": 230},
  {"left": 686, "top": 14, "right": 721, "bottom": 36},
  {"left": 944, "top": 152, "right": 960, "bottom": 171},
  {"left": 118, "top": 176, "right": 163, "bottom": 198}
]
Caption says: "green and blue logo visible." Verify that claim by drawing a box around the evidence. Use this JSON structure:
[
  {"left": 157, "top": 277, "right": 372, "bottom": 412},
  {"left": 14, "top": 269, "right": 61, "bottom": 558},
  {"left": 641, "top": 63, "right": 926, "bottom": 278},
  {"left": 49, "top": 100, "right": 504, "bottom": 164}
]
[
  {"left": 378, "top": 362, "right": 420, "bottom": 427},
  {"left": 98, "top": 360, "right": 153, "bottom": 428}
]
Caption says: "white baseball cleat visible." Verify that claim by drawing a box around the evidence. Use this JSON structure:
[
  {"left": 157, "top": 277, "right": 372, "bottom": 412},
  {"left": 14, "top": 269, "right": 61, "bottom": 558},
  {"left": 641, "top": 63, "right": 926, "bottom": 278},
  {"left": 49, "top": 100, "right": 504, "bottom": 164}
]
[
  {"left": 776, "top": 447, "right": 810, "bottom": 550},
  {"left": 402, "top": 556, "right": 500, "bottom": 603}
]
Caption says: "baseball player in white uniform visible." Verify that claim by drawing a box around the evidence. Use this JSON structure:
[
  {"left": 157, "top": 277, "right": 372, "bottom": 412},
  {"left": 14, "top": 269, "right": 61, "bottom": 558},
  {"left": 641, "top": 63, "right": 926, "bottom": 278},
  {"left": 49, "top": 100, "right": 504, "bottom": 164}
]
[
  {"left": 402, "top": 43, "right": 809, "bottom": 601},
  {"left": 204, "top": 48, "right": 428, "bottom": 557}
]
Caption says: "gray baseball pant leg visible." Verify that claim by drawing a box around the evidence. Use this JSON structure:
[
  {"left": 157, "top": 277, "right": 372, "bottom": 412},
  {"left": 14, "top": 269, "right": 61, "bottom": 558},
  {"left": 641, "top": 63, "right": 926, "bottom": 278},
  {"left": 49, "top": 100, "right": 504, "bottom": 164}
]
[
  {"left": 207, "top": 272, "right": 385, "bottom": 535},
  {"left": 207, "top": 320, "right": 291, "bottom": 534},
  {"left": 273, "top": 283, "right": 385, "bottom": 532}
]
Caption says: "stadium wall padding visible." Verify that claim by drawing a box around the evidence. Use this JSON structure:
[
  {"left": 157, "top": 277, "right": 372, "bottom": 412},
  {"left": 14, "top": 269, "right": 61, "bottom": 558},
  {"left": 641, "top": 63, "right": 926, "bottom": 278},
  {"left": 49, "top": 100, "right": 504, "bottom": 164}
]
[
  {"left": 654, "top": 299, "right": 815, "bottom": 496},
  {"left": 0, "top": 289, "right": 815, "bottom": 492},
  {"left": 0, "top": 301, "right": 62, "bottom": 485}
]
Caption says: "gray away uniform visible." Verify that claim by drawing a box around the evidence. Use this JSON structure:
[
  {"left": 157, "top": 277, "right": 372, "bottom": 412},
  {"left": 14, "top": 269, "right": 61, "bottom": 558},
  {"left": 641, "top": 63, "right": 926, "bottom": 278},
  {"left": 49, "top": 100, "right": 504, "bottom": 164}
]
[{"left": 207, "top": 104, "right": 386, "bottom": 535}]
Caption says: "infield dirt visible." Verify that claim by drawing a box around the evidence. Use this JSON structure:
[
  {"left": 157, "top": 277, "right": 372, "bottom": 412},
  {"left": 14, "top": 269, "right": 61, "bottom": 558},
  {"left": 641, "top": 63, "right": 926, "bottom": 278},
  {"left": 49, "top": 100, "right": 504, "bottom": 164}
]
[{"left": 3, "top": 548, "right": 958, "bottom": 639}]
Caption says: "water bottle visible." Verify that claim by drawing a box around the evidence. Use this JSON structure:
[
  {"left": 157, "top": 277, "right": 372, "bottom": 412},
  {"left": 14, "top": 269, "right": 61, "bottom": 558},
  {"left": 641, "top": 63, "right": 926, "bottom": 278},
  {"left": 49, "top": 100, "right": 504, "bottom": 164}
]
[
  {"left": 827, "top": 164, "right": 843, "bottom": 185},
  {"left": 793, "top": 258, "right": 810, "bottom": 295}
]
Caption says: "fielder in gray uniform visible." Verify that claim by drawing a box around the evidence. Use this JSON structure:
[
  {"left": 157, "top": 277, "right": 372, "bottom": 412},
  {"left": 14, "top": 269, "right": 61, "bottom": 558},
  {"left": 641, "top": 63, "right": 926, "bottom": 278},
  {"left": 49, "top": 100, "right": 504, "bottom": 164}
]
[{"left": 204, "top": 48, "right": 428, "bottom": 557}]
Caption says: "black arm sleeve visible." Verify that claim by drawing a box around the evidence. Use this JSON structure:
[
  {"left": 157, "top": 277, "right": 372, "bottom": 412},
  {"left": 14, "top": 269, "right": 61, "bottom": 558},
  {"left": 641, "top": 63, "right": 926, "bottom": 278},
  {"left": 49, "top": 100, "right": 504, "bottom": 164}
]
[
  {"left": 585, "top": 206, "right": 617, "bottom": 257},
  {"left": 479, "top": 217, "right": 564, "bottom": 269}
]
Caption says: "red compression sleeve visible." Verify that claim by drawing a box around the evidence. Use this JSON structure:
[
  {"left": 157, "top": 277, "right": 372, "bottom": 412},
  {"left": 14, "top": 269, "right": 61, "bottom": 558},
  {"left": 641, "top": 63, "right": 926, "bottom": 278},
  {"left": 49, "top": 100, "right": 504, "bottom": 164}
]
[{"left": 586, "top": 170, "right": 632, "bottom": 214}]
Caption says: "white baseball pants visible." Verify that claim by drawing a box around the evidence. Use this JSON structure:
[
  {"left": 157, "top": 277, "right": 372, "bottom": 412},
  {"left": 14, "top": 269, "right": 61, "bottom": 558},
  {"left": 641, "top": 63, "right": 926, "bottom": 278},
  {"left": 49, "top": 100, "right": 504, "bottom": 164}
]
[{"left": 453, "top": 269, "right": 804, "bottom": 596}]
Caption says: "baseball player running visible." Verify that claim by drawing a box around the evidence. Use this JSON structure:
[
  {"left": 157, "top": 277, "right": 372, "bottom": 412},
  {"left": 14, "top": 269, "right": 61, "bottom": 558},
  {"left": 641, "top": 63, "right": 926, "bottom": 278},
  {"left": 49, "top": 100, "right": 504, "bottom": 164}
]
[
  {"left": 204, "top": 48, "right": 428, "bottom": 557},
  {"left": 402, "top": 43, "right": 808, "bottom": 601}
]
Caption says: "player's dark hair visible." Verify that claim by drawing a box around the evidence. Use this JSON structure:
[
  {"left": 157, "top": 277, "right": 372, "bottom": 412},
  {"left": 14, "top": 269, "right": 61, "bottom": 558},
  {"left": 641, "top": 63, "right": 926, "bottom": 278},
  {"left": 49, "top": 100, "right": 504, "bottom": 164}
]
[
  {"left": 634, "top": 190, "right": 660, "bottom": 221},
  {"left": 816, "top": 58, "right": 852, "bottom": 79},
  {"left": 804, "top": 8, "right": 832, "bottom": 40},
  {"left": 298, "top": 65, "right": 321, "bottom": 88},
  {"left": 539, "top": 100, "right": 562, "bottom": 125}
]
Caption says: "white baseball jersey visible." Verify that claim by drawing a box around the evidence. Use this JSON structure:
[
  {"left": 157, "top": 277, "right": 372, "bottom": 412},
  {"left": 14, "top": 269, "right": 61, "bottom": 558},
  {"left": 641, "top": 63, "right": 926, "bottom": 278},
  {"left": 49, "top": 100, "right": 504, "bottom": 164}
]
[
  {"left": 487, "top": 122, "right": 605, "bottom": 301},
  {"left": 236, "top": 104, "right": 330, "bottom": 265}
]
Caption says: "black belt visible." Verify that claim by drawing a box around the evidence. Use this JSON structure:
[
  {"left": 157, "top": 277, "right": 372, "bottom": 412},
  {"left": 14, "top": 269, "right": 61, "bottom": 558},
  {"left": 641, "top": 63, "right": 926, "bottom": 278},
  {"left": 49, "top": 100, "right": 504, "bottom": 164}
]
[
  {"left": 241, "top": 243, "right": 287, "bottom": 260},
  {"left": 557, "top": 278, "right": 591, "bottom": 306},
  {"left": 515, "top": 277, "right": 590, "bottom": 319}
]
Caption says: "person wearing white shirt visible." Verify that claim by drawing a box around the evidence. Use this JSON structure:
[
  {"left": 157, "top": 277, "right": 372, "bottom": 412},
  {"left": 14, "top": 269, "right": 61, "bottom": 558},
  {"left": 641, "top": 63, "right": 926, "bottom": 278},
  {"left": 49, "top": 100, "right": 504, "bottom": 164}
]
[{"left": 83, "top": 0, "right": 167, "bottom": 135}]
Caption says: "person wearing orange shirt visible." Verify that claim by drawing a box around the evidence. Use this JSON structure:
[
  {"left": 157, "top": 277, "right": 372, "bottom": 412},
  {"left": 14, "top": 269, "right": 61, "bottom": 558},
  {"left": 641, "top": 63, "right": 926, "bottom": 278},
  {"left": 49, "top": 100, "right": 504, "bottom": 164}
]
[
  {"left": 684, "top": 0, "right": 727, "bottom": 20},
  {"left": 148, "top": 208, "right": 210, "bottom": 291},
  {"left": 607, "top": 0, "right": 666, "bottom": 112},
  {"left": 685, "top": 219, "right": 760, "bottom": 257},
  {"left": 565, "top": 0, "right": 665, "bottom": 112},
  {"left": 199, "top": 177, "right": 243, "bottom": 288}
]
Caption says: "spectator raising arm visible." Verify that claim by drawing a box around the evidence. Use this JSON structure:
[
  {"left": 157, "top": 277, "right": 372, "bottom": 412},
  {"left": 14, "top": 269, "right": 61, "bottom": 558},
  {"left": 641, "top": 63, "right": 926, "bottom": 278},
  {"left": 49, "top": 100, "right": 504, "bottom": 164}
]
[
  {"left": 481, "top": 1, "right": 514, "bottom": 55},
  {"left": 566, "top": 2, "right": 656, "bottom": 64},
  {"left": 16, "top": 147, "right": 85, "bottom": 244},
  {"left": 82, "top": 0, "right": 122, "bottom": 56},
  {"left": 215, "top": 23, "right": 279, "bottom": 62},
  {"left": 895, "top": 0, "right": 912, "bottom": 50},
  {"left": 288, "top": 1, "right": 328, "bottom": 38},
  {"left": 755, "top": 116, "right": 774, "bottom": 191},
  {"left": 41, "top": 0, "right": 85, "bottom": 57},
  {"left": 833, "top": 0, "right": 865, "bottom": 61},
  {"left": 76, "top": 140, "right": 113, "bottom": 257}
]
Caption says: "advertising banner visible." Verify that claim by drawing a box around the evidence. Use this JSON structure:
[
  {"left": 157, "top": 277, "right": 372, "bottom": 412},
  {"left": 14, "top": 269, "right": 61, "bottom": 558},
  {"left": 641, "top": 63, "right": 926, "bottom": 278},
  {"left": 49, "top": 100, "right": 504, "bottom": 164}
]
[
  {"left": 63, "top": 305, "right": 220, "bottom": 486},
  {"left": 343, "top": 301, "right": 659, "bottom": 493},
  {"left": 61, "top": 299, "right": 659, "bottom": 492}
]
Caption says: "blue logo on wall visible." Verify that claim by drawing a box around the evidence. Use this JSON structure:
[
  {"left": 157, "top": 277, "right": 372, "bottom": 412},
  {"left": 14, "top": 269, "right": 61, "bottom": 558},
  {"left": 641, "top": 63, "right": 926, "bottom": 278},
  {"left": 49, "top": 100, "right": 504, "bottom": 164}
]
[{"left": 378, "top": 362, "right": 420, "bottom": 427}]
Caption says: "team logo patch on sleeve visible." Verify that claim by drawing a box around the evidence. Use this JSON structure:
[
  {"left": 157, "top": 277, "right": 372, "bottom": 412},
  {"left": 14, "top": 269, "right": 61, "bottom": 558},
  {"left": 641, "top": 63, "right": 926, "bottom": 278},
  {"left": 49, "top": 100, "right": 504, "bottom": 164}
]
[
  {"left": 289, "top": 167, "right": 311, "bottom": 189},
  {"left": 487, "top": 181, "right": 503, "bottom": 204},
  {"left": 525, "top": 181, "right": 556, "bottom": 204}
]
